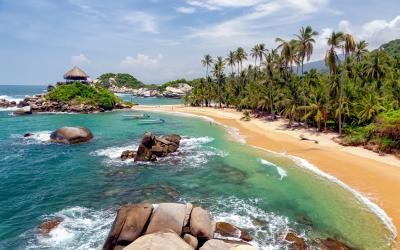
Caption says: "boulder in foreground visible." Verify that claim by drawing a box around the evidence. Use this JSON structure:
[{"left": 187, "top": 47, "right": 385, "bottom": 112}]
[
  {"left": 200, "top": 239, "right": 256, "bottom": 250},
  {"left": 215, "top": 222, "right": 252, "bottom": 242},
  {"left": 124, "top": 229, "right": 193, "bottom": 250},
  {"left": 103, "top": 203, "right": 153, "bottom": 250},
  {"left": 190, "top": 207, "right": 215, "bottom": 241},
  {"left": 50, "top": 127, "right": 93, "bottom": 144},
  {"left": 37, "top": 218, "right": 62, "bottom": 234}
]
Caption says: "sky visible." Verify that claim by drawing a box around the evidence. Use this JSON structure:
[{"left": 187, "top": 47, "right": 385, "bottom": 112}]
[{"left": 0, "top": 0, "right": 399, "bottom": 85}]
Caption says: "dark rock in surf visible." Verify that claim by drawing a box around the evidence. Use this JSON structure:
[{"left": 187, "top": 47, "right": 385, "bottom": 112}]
[
  {"left": 23, "top": 133, "right": 33, "bottom": 137},
  {"left": 215, "top": 222, "right": 253, "bottom": 242},
  {"left": 50, "top": 127, "right": 93, "bottom": 144},
  {"left": 285, "top": 232, "right": 307, "bottom": 250},
  {"left": 38, "top": 218, "right": 62, "bottom": 234},
  {"left": 103, "top": 203, "right": 153, "bottom": 250},
  {"left": 121, "top": 150, "right": 136, "bottom": 161},
  {"left": 316, "top": 238, "right": 354, "bottom": 250},
  {"left": 13, "top": 106, "right": 32, "bottom": 115}
]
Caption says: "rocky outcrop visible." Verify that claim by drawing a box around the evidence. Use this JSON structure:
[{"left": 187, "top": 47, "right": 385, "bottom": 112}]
[
  {"left": 120, "top": 132, "right": 181, "bottom": 161},
  {"left": 50, "top": 127, "right": 93, "bottom": 144},
  {"left": 200, "top": 239, "right": 256, "bottom": 250},
  {"left": 145, "top": 203, "right": 192, "bottom": 235},
  {"left": 9, "top": 94, "right": 131, "bottom": 114},
  {"left": 190, "top": 207, "right": 215, "bottom": 241},
  {"left": 110, "top": 83, "right": 192, "bottom": 99},
  {"left": 215, "top": 222, "right": 253, "bottom": 242},
  {"left": 103, "top": 203, "right": 153, "bottom": 250},
  {"left": 103, "top": 202, "right": 254, "bottom": 250},
  {"left": 124, "top": 229, "right": 193, "bottom": 250},
  {"left": 37, "top": 218, "right": 62, "bottom": 234},
  {"left": 0, "top": 98, "right": 17, "bottom": 108}
]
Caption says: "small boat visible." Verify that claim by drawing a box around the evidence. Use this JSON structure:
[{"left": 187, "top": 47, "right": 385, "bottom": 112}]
[
  {"left": 138, "top": 118, "right": 165, "bottom": 125},
  {"left": 122, "top": 114, "right": 150, "bottom": 119}
]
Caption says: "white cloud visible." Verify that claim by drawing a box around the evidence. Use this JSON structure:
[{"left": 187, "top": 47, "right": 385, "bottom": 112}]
[
  {"left": 176, "top": 6, "right": 196, "bottom": 14},
  {"left": 123, "top": 12, "right": 159, "bottom": 34},
  {"left": 187, "top": 0, "right": 263, "bottom": 10},
  {"left": 71, "top": 53, "right": 90, "bottom": 66},
  {"left": 121, "top": 53, "right": 163, "bottom": 67},
  {"left": 311, "top": 15, "right": 400, "bottom": 62}
]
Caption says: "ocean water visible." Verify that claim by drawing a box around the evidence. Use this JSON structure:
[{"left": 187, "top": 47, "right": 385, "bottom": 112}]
[
  {"left": 116, "top": 93, "right": 183, "bottom": 105},
  {"left": 0, "top": 85, "right": 397, "bottom": 249}
]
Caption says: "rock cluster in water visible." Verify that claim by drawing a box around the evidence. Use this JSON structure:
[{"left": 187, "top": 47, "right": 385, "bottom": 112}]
[
  {"left": 109, "top": 83, "right": 192, "bottom": 99},
  {"left": 121, "top": 132, "right": 181, "bottom": 162},
  {"left": 21, "top": 94, "right": 130, "bottom": 114},
  {"left": 103, "top": 202, "right": 255, "bottom": 250}
]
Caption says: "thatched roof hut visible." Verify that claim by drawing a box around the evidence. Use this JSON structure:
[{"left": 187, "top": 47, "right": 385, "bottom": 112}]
[{"left": 63, "top": 66, "right": 89, "bottom": 83}]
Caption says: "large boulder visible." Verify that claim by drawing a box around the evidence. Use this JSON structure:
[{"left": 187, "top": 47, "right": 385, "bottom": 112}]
[
  {"left": 121, "top": 150, "right": 136, "bottom": 161},
  {"left": 124, "top": 229, "right": 193, "bottom": 250},
  {"left": 50, "top": 127, "right": 93, "bottom": 144},
  {"left": 200, "top": 239, "right": 256, "bottom": 250},
  {"left": 103, "top": 203, "right": 153, "bottom": 250},
  {"left": 183, "top": 234, "right": 198, "bottom": 249},
  {"left": 134, "top": 132, "right": 181, "bottom": 161},
  {"left": 13, "top": 106, "right": 32, "bottom": 115},
  {"left": 145, "top": 203, "right": 193, "bottom": 235},
  {"left": 190, "top": 207, "right": 215, "bottom": 240},
  {"left": 215, "top": 222, "right": 252, "bottom": 242}
]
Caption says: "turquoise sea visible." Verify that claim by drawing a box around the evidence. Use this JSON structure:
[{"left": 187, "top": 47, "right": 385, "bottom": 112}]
[{"left": 0, "top": 85, "right": 397, "bottom": 249}]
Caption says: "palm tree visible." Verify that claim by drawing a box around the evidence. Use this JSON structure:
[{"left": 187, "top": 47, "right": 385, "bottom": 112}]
[
  {"left": 295, "top": 26, "right": 318, "bottom": 117},
  {"left": 357, "top": 93, "right": 385, "bottom": 124},
  {"left": 201, "top": 54, "right": 213, "bottom": 79},
  {"left": 235, "top": 47, "right": 247, "bottom": 74},
  {"left": 226, "top": 51, "right": 236, "bottom": 76},
  {"left": 257, "top": 43, "right": 267, "bottom": 67},
  {"left": 354, "top": 40, "right": 368, "bottom": 62},
  {"left": 276, "top": 38, "right": 296, "bottom": 81},
  {"left": 211, "top": 56, "right": 225, "bottom": 108},
  {"left": 251, "top": 44, "right": 260, "bottom": 69},
  {"left": 325, "top": 31, "right": 344, "bottom": 94}
]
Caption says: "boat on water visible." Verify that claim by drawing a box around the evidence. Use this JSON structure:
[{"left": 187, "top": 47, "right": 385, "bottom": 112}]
[
  {"left": 138, "top": 118, "right": 165, "bottom": 125},
  {"left": 122, "top": 114, "right": 150, "bottom": 120}
]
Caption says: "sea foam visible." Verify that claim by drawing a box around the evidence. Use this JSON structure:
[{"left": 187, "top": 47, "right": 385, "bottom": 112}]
[
  {"left": 258, "top": 158, "right": 288, "bottom": 180},
  {"left": 27, "top": 206, "right": 115, "bottom": 250}
]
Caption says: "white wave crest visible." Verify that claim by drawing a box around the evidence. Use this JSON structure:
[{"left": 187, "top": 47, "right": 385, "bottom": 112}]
[
  {"left": 27, "top": 206, "right": 115, "bottom": 250},
  {"left": 0, "top": 95, "right": 23, "bottom": 103},
  {"left": 206, "top": 197, "right": 292, "bottom": 249},
  {"left": 12, "top": 131, "right": 52, "bottom": 145},
  {"left": 258, "top": 158, "right": 288, "bottom": 180}
]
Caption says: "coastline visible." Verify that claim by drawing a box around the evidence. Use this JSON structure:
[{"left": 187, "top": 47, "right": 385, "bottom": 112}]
[{"left": 132, "top": 104, "right": 400, "bottom": 245}]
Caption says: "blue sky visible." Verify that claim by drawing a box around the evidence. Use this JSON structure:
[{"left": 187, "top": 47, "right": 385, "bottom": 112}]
[{"left": 0, "top": 0, "right": 399, "bottom": 85}]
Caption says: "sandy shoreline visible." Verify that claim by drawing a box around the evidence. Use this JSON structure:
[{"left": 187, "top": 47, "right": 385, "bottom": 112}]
[{"left": 132, "top": 104, "right": 399, "bottom": 245}]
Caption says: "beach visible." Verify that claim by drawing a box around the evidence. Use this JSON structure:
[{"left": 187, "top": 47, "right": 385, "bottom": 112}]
[{"left": 133, "top": 104, "right": 400, "bottom": 245}]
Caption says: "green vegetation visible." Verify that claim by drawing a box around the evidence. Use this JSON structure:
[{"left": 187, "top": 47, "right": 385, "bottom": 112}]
[
  {"left": 378, "top": 39, "right": 400, "bottom": 58},
  {"left": 97, "top": 73, "right": 145, "bottom": 89},
  {"left": 186, "top": 32, "right": 400, "bottom": 154},
  {"left": 46, "top": 81, "right": 124, "bottom": 109}
]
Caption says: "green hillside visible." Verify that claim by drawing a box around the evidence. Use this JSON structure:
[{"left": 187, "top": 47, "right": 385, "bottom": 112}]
[
  {"left": 378, "top": 39, "right": 400, "bottom": 58},
  {"left": 97, "top": 73, "right": 145, "bottom": 89}
]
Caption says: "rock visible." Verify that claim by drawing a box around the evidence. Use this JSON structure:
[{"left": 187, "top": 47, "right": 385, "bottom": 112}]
[
  {"left": 47, "top": 85, "right": 54, "bottom": 92},
  {"left": 215, "top": 222, "right": 253, "bottom": 242},
  {"left": 145, "top": 203, "right": 193, "bottom": 235},
  {"left": 49, "top": 127, "right": 93, "bottom": 144},
  {"left": 190, "top": 207, "right": 215, "bottom": 240},
  {"left": 124, "top": 229, "right": 194, "bottom": 250},
  {"left": 13, "top": 106, "right": 32, "bottom": 115},
  {"left": 200, "top": 239, "right": 256, "bottom": 250},
  {"left": 316, "top": 238, "right": 353, "bottom": 250},
  {"left": 103, "top": 203, "right": 153, "bottom": 250},
  {"left": 23, "top": 133, "right": 33, "bottom": 137},
  {"left": 121, "top": 150, "right": 136, "bottom": 161},
  {"left": 38, "top": 218, "right": 62, "bottom": 234},
  {"left": 285, "top": 232, "right": 307, "bottom": 250},
  {"left": 135, "top": 143, "right": 156, "bottom": 162},
  {"left": 162, "top": 83, "right": 192, "bottom": 98},
  {"left": 183, "top": 234, "right": 198, "bottom": 249}
]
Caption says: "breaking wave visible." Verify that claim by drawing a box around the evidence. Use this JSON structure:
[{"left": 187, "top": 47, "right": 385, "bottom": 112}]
[
  {"left": 25, "top": 206, "right": 115, "bottom": 250},
  {"left": 258, "top": 158, "right": 288, "bottom": 180}
]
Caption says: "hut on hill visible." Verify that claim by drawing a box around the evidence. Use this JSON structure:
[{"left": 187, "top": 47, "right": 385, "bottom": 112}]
[{"left": 63, "top": 66, "right": 89, "bottom": 84}]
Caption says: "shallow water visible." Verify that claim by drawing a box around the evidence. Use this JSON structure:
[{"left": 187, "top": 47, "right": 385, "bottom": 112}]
[{"left": 0, "top": 85, "right": 396, "bottom": 249}]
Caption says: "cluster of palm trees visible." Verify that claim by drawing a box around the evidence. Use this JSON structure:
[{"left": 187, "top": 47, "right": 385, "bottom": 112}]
[{"left": 185, "top": 26, "right": 399, "bottom": 135}]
